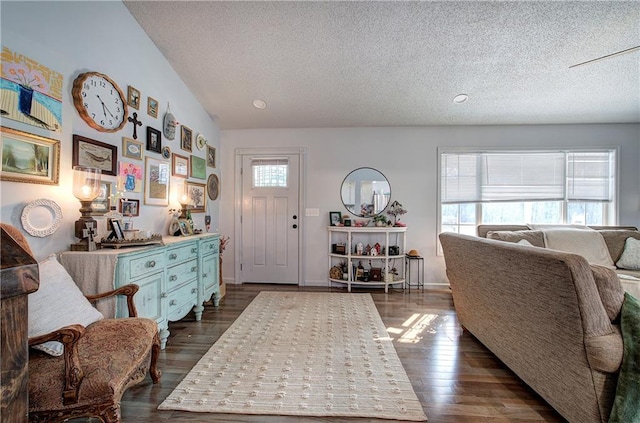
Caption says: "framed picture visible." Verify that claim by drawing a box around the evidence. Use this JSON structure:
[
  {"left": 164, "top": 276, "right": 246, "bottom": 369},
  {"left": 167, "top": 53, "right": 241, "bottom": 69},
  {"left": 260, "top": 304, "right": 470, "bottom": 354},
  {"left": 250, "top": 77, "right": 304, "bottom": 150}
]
[
  {"left": 178, "top": 218, "right": 193, "bottom": 236},
  {"left": 119, "top": 198, "right": 140, "bottom": 217},
  {"left": 90, "top": 181, "right": 112, "bottom": 215},
  {"left": 118, "top": 161, "right": 143, "bottom": 193},
  {"left": 186, "top": 181, "right": 206, "bottom": 213},
  {"left": 190, "top": 155, "right": 206, "bottom": 180},
  {"left": 127, "top": 85, "right": 140, "bottom": 110},
  {"left": 161, "top": 146, "right": 171, "bottom": 160},
  {"left": 206, "top": 145, "right": 216, "bottom": 168},
  {"left": 122, "top": 137, "right": 143, "bottom": 160},
  {"left": 72, "top": 134, "right": 117, "bottom": 176},
  {"left": 147, "top": 97, "right": 158, "bottom": 118},
  {"left": 144, "top": 156, "right": 170, "bottom": 206},
  {"left": 110, "top": 218, "right": 124, "bottom": 240},
  {"left": 146, "top": 126, "right": 162, "bottom": 153},
  {"left": 207, "top": 173, "right": 219, "bottom": 201},
  {"left": 0, "top": 127, "right": 60, "bottom": 185},
  {"left": 329, "top": 211, "right": 342, "bottom": 226},
  {"left": 172, "top": 153, "right": 189, "bottom": 178},
  {"left": 180, "top": 125, "right": 192, "bottom": 152}
]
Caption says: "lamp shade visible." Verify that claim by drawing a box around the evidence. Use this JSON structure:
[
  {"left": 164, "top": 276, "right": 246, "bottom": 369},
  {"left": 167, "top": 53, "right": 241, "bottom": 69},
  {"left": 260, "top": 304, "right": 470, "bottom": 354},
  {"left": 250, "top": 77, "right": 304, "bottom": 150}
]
[{"left": 72, "top": 166, "right": 102, "bottom": 201}]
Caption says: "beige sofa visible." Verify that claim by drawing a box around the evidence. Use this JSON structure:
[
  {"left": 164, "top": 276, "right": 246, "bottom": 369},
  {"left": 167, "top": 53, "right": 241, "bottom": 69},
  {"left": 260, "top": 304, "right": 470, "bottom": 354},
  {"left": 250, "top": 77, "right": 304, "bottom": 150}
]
[{"left": 439, "top": 226, "right": 640, "bottom": 423}]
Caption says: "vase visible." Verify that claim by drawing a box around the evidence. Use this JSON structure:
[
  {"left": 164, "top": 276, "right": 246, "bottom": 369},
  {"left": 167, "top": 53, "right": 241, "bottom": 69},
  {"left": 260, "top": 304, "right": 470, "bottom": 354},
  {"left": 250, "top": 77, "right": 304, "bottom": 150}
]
[{"left": 18, "top": 85, "right": 33, "bottom": 116}]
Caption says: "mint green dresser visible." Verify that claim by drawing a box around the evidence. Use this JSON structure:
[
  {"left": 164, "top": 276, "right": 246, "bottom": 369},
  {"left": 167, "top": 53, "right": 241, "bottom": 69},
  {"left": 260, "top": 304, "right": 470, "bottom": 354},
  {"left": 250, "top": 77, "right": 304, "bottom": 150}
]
[{"left": 60, "top": 233, "right": 220, "bottom": 349}]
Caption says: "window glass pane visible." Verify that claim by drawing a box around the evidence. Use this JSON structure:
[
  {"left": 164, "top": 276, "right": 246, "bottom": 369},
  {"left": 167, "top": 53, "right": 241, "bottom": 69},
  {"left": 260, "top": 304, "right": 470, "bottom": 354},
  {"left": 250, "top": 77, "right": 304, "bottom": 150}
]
[
  {"left": 482, "top": 202, "right": 524, "bottom": 224},
  {"left": 441, "top": 204, "right": 458, "bottom": 225},
  {"left": 459, "top": 203, "right": 476, "bottom": 224},
  {"left": 567, "top": 202, "right": 604, "bottom": 225},
  {"left": 252, "top": 160, "right": 288, "bottom": 188},
  {"left": 528, "top": 201, "right": 561, "bottom": 223}
]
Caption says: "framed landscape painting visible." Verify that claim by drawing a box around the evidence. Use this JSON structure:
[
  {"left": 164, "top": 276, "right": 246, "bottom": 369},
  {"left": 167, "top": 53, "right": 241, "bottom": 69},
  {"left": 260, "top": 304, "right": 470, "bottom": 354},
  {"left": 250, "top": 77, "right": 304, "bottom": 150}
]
[{"left": 0, "top": 126, "right": 60, "bottom": 185}]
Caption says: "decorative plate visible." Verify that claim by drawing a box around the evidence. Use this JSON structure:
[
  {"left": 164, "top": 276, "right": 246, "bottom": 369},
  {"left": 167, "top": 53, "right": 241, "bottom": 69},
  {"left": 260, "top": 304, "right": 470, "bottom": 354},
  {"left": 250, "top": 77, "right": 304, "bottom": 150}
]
[
  {"left": 196, "top": 133, "right": 207, "bottom": 150},
  {"left": 207, "top": 173, "right": 219, "bottom": 201},
  {"left": 162, "top": 146, "right": 171, "bottom": 159},
  {"left": 21, "top": 198, "right": 63, "bottom": 237},
  {"left": 163, "top": 104, "right": 177, "bottom": 140}
]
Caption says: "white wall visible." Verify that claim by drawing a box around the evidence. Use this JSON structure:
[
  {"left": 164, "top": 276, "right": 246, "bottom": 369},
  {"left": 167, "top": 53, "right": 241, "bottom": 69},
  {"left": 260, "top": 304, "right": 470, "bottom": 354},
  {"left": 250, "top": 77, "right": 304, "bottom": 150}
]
[
  {"left": 220, "top": 124, "right": 640, "bottom": 286},
  {"left": 1, "top": 2, "right": 221, "bottom": 260}
]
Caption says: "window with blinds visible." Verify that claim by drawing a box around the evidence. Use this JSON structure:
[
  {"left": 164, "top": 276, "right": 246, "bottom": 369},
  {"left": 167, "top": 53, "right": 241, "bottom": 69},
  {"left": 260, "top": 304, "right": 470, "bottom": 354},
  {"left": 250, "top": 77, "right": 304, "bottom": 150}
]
[
  {"left": 252, "top": 158, "right": 289, "bottom": 188},
  {"left": 439, "top": 149, "right": 616, "bottom": 235}
]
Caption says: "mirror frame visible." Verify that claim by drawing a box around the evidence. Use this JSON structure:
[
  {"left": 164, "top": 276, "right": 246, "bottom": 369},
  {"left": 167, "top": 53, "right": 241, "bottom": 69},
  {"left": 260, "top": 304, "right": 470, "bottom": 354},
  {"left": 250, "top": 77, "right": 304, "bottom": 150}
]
[{"left": 340, "top": 167, "right": 391, "bottom": 217}]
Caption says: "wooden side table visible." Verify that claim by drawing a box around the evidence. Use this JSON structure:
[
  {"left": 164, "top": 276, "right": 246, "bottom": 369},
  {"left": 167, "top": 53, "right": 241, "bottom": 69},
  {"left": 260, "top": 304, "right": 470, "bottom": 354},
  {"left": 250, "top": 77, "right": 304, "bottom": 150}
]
[{"left": 404, "top": 254, "right": 424, "bottom": 291}]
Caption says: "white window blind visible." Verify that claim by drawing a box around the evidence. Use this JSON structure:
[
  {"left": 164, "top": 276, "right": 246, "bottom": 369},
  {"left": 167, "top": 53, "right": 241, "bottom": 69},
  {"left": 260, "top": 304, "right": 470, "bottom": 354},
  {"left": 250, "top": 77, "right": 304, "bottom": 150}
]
[
  {"left": 252, "top": 158, "right": 288, "bottom": 188},
  {"left": 441, "top": 150, "right": 614, "bottom": 204},
  {"left": 567, "top": 151, "right": 614, "bottom": 201}
]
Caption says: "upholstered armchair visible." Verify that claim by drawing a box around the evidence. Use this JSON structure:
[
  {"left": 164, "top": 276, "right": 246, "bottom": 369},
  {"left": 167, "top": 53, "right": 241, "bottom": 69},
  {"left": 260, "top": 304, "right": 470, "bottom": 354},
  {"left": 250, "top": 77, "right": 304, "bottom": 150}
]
[{"left": 1, "top": 224, "right": 161, "bottom": 423}]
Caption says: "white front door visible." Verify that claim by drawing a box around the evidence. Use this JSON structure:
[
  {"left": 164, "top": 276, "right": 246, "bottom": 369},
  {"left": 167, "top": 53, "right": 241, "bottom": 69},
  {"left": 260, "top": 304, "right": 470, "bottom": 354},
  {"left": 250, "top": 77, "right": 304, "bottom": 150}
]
[{"left": 240, "top": 154, "right": 300, "bottom": 284}]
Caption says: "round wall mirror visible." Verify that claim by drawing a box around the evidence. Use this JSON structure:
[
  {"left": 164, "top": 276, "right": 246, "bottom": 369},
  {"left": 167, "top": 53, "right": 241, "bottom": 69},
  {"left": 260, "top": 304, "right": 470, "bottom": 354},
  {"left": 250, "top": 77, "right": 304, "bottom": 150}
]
[{"left": 340, "top": 167, "right": 391, "bottom": 217}]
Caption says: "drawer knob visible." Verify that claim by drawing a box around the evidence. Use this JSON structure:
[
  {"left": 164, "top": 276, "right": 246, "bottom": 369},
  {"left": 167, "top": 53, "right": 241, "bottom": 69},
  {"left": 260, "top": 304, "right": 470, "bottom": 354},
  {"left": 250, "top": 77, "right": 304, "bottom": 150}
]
[
  {"left": 161, "top": 292, "right": 168, "bottom": 298},
  {"left": 169, "top": 300, "right": 177, "bottom": 306},
  {"left": 191, "top": 266, "right": 197, "bottom": 272},
  {"left": 191, "top": 288, "right": 197, "bottom": 294},
  {"left": 191, "top": 248, "right": 198, "bottom": 253},
  {"left": 169, "top": 253, "right": 177, "bottom": 260},
  {"left": 209, "top": 244, "right": 214, "bottom": 250},
  {"left": 146, "top": 260, "right": 156, "bottom": 268},
  {"left": 203, "top": 273, "right": 208, "bottom": 278},
  {"left": 169, "top": 275, "right": 177, "bottom": 281}
]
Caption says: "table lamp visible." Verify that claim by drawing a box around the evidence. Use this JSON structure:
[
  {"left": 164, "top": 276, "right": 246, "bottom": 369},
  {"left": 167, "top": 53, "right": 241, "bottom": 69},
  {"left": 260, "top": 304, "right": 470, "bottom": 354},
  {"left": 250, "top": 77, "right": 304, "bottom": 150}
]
[
  {"left": 177, "top": 181, "right": 190, "bottom": 219},
  {"left": 70, "top": 166, "right": 102, "bottom": 251}
]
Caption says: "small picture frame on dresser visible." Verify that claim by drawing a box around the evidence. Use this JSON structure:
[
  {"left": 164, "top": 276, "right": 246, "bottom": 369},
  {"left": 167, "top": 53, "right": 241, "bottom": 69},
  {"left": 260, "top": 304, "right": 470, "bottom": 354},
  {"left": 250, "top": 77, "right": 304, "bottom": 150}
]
[{"left": 329, "top": 211, "right": 342, "bottom": 226}]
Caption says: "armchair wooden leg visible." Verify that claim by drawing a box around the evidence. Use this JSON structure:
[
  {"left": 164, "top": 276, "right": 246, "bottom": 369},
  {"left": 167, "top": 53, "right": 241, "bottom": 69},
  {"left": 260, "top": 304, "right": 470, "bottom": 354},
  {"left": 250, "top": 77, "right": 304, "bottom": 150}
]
[
  {"left": 149, "top": 332, "right": 161, "bottom": 384},
  {"left": 99, "top": 404, "right": 121, "bottom": 423}
]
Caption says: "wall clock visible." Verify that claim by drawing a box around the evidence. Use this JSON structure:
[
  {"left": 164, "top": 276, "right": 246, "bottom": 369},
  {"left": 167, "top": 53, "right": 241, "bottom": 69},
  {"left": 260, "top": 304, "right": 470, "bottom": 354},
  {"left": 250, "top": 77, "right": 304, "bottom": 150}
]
[{"left": 72, "top": 72, "right": 128, "bottom": 132}]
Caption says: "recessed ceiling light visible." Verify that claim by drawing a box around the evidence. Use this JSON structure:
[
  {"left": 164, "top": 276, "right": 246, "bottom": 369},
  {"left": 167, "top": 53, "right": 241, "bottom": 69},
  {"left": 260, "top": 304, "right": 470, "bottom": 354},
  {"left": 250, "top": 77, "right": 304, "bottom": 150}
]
[
  {"left": 453, "top": 94, "right": 468, "bottom": 104},
  {"left": 252, "top": 99, "right": 267, "bottom": 109}
]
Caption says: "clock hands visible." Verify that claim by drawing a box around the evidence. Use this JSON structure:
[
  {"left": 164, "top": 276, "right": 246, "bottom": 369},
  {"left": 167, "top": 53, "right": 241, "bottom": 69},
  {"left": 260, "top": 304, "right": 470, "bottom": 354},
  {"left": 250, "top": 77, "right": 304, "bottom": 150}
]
[{"left": 96, "top": 94, "right": 116, "bottom": 120}]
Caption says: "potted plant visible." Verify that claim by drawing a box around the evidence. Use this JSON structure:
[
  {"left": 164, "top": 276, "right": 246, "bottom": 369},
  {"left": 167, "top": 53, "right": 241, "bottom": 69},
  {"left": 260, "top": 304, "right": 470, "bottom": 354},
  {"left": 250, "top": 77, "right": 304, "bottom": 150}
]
[{"left": 372, "top": 214, "right": 389, "bottom": 227}]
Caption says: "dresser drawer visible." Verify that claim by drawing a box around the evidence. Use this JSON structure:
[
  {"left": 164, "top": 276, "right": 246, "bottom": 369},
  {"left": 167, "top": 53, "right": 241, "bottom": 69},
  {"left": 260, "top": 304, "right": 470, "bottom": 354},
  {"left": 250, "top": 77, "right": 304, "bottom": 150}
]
[
  {"left": 166, "top": 243, "right": 199, "bottom": 265},
  {"left": 127, "top": 251, "right": 165, "bottom": 280},
  {"left": 166, "top": 258, "right": 198, "bottom": 287},
  {"left": 201, "top": 238, "right": 219, "bottom": 254},
  {"left": 166, "top": 280, "right": 197, "bottom": 322}
]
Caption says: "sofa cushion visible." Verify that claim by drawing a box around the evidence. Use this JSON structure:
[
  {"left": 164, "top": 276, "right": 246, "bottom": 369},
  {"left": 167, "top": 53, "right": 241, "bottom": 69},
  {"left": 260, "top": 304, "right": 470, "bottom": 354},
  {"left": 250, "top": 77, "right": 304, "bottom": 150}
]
[
  {"left": 591, "top": 265, "right": 625, "bottom": 322},
  {"left": 486, "top": 230, "right": 545, "bottom": 247},
  {"left": 600, "top": 230, "right": 640, "bottom": 264},
  {"left": 28, "top": 255, "right": 104, "bottom": 356},
  {"left": 616, "top": 237, "right": 640, "bottom": 270},
  {"left": 541, "top": 228, "right": 615, "bottom": 269}
]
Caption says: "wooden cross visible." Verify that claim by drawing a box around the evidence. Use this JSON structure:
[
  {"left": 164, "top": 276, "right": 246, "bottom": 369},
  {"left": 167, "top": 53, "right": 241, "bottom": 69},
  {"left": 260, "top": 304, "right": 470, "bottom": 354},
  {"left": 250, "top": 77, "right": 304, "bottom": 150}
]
[
  {"left": 127, "top": 112, "right": 142, "bottom": 139},
  {"left": 82, "top": 222, "right": 97, "bottom": 251}
]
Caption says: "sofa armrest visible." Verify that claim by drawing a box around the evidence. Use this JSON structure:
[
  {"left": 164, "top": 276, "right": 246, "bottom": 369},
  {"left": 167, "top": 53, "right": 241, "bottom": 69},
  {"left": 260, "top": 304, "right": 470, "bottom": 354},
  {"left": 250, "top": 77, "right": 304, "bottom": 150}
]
[
  {"left": 85, "top": 284, "right": 139, "bottom": 317},
  {"left": 29, "top": 324, "right": 86, "bottom": 405}
]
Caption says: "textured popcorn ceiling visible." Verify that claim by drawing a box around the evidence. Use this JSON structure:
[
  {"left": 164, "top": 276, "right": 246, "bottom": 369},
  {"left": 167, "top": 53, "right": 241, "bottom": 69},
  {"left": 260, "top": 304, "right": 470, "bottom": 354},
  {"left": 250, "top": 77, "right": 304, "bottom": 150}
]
[{"left": 124, "top": 1, "right": 640, "bottom": 130}]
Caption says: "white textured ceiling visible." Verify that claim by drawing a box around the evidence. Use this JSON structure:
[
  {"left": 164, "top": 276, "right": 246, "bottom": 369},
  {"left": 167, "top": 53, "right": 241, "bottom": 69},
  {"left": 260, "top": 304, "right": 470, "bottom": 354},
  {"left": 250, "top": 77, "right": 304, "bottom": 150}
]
[{"left": 124, "top": 1, "right": 640, "bottom": 130}]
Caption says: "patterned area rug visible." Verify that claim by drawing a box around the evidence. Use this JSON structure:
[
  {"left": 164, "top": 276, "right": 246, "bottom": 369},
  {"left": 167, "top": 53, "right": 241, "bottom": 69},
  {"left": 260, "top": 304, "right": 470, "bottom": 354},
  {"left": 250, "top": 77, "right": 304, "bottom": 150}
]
[{"left": 159, "top": 291, "right": 427, "bottom": 421}]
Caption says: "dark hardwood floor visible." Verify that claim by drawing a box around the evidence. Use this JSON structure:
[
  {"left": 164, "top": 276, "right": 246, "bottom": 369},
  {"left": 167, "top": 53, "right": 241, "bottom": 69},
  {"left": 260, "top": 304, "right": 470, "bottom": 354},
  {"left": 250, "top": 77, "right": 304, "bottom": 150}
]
[{"left": 113, "top": 284, "right": 565, "bottom": 422}]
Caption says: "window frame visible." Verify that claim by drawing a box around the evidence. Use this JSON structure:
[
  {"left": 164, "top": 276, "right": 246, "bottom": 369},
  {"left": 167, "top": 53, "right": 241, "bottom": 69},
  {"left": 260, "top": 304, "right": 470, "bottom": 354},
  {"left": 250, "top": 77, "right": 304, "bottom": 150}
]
[{"left": 437, "top": 146, "right": 619, "bottom": 246}]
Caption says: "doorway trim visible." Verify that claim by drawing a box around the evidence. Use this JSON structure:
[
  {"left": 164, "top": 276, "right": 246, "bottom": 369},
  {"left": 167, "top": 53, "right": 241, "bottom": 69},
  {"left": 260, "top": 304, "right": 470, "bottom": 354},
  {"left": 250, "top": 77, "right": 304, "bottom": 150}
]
[{"left": 234, "top": 147, "right": 307, "bottom": 285}]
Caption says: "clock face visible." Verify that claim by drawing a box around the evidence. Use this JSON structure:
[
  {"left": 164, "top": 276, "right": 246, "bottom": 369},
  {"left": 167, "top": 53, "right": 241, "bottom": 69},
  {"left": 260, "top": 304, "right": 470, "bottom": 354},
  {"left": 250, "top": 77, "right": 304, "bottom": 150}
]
[{"left": 72, "top": 72, "right": 128, "bottom": 132}]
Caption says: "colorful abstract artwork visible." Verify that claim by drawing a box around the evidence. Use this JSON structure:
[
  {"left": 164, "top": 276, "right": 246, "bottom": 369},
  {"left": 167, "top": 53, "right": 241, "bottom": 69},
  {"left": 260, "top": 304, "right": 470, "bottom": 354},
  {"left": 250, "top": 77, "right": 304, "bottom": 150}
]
[
  {"left": 1, "top": 46, "right": 63, "bottom": 132},
  {"left": 118, "top": 161, "right": 143, "bottom": 193}
]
